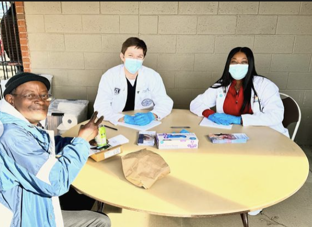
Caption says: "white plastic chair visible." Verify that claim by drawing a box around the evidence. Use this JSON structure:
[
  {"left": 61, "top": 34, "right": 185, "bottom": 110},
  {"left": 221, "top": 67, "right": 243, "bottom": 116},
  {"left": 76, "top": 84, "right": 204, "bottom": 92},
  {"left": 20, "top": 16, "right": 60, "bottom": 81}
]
[{"left": 280, "top": 93, "right": 301, "bottom": 141}]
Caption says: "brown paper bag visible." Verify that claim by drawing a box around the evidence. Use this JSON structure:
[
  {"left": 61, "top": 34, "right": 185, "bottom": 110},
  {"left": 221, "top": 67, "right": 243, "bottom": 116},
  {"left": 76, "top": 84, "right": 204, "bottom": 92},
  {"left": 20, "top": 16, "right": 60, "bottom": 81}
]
[{"left": 121, "top": 148, "right": 170, "bottom": 189}]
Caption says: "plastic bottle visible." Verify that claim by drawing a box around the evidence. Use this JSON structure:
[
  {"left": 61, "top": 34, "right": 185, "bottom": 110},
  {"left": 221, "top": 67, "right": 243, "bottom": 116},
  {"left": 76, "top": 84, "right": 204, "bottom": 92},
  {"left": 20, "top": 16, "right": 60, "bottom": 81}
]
[{"left": 95, "top": 125, "right": 107, "bottom": 147}]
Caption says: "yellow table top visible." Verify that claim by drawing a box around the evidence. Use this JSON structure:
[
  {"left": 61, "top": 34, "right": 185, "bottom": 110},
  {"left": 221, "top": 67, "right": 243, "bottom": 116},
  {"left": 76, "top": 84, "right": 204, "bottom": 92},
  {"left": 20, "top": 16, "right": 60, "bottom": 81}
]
[{"left": 62, "top": 109, "right": 309, "bottom": 217}]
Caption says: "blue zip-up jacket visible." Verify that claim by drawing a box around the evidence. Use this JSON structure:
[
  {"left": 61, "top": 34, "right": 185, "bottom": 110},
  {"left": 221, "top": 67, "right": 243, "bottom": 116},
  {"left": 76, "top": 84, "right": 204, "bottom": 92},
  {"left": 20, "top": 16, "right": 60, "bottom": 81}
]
[{"left": 0, "top": 101, "right": 90, "bottom": 227}]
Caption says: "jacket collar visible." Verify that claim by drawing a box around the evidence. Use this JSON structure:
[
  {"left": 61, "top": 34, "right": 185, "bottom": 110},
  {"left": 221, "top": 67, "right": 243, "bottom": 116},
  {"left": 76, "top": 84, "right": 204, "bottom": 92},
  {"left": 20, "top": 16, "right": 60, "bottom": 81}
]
[
  {"left": 0, "top": 99, "right": 49, "bottom": 150},
  {"left": 0, "top": 99, "right": 30, "bottom": 124}
]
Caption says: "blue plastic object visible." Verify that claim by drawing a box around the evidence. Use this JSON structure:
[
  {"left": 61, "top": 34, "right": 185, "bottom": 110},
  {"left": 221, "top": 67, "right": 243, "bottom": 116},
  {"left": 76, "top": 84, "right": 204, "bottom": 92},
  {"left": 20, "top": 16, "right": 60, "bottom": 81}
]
[
  {"left": 180, "top": 129, "right": 190, "bottom": 133},
  {"left": 167, "top": 134, "right": 187, "bottom": 139}
]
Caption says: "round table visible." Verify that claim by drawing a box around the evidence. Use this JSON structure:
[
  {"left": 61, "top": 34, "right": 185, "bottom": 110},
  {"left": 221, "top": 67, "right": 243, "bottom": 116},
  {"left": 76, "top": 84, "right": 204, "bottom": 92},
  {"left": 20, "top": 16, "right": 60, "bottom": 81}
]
[{"left": 62, "top": 109, "right": 309, "bottom": 227}]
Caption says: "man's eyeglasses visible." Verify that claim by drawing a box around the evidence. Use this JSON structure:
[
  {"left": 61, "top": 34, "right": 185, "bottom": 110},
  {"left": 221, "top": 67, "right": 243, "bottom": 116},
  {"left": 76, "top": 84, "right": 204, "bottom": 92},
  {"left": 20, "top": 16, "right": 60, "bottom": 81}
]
[{"left": 11, "top": 93, "right": 53, "bottom": 101}]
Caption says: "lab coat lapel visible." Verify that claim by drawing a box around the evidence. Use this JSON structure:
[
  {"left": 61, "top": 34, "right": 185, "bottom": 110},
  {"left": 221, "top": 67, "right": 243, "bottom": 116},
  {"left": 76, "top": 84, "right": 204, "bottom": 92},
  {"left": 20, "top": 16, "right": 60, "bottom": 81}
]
[
  {"left": 119, "top": 65, "right": 128, "bottom": 104},
  {"left": 134, "top": 68, "right": 146, "bottom": 109}
]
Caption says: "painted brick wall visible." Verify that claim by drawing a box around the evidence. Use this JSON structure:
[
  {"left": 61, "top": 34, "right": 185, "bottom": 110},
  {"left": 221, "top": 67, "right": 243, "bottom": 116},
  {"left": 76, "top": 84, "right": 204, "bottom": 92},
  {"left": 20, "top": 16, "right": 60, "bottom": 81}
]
[
  {"left": 23, "top": 2, "right": 312, "bottom": 145},
  {"left": 15, "top": 1, "right": 30, "bottom": 72}
]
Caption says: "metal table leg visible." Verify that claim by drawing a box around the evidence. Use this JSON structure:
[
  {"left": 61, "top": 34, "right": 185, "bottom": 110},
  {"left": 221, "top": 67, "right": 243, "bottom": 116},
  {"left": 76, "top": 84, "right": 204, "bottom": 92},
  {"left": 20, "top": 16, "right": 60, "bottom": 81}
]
[{"left": 240, "top": 213, "right": 249, "bottom": 227}]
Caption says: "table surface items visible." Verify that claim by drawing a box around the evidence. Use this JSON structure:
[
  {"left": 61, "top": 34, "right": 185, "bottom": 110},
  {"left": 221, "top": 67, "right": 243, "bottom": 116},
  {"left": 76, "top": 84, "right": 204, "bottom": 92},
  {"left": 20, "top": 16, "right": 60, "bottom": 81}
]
[{"left": 62, "top": 109, "right": 309, "bottom": 217}]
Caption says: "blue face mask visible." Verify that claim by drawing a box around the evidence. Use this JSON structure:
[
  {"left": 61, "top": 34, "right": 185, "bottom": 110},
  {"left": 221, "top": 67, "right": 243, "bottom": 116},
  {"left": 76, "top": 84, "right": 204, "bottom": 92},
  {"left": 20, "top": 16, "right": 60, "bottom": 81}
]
[
  {"left": 124, "top": 58, "right": 143, "bottom": 74},
  {"left": 229, "top": 64, "right": 249, "bottom": 80}
]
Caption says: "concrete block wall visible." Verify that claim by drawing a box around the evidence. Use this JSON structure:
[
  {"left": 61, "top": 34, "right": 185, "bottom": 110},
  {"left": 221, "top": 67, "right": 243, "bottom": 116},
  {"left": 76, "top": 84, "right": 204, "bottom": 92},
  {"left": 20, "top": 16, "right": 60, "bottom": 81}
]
[{"left": 24, "top": 2, "right": 312, "bottom": 145}]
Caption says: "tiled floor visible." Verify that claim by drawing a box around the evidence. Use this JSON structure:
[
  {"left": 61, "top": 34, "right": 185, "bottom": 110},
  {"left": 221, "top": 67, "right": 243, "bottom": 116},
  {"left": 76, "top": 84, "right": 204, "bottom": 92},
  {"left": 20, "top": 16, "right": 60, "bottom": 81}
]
[{"left": 103, "top": 145, "right": 312, "bottom": 227}]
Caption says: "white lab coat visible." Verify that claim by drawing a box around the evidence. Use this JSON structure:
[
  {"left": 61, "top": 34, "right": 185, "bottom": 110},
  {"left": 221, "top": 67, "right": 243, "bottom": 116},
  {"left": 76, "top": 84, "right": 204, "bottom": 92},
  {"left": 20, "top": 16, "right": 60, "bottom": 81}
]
[
  {"left": 190, "top": 76, "right": 289, "bottom": 137},
  {"left": 94, "top": 64, "right": 173, "bottom": 125}
]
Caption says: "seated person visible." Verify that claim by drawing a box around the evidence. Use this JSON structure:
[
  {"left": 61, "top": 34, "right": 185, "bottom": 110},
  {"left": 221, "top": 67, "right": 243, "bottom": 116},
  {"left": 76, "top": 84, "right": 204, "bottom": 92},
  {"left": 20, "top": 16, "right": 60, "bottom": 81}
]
[
  {"left": 0, "top": 72, "right": 110, "bottom": 227},
  {"left": 190, "top": 47, "right": 289, "bottom": 138},
  {"left": 94, "top": 37, "right": 173, "bottom": 126}
]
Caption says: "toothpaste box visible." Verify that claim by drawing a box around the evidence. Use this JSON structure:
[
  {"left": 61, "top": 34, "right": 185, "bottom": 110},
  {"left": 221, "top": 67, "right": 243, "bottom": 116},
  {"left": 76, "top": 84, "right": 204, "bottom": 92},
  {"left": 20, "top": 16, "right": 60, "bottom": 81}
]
[{"left": 156, "top": 133, "right": 199, "bottom": 149}]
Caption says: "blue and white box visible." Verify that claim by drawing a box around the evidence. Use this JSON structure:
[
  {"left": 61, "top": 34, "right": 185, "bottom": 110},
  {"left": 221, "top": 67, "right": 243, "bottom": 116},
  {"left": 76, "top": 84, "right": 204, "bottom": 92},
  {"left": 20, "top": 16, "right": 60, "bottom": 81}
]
[{"left": 156, "top": 133, "right": 199, "bottom": 149}]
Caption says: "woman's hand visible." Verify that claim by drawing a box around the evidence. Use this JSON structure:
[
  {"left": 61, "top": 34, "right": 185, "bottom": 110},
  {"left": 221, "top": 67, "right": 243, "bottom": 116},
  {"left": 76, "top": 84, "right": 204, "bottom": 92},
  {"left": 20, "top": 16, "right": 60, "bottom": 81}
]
[{"left": 208, "top": 113, "right": 241, "bottom": 125}]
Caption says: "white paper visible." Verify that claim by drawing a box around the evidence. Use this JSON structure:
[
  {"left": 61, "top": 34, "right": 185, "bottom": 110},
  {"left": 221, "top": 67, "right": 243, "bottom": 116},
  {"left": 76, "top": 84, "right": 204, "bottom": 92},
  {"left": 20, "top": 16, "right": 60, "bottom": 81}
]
[
  {"left": 199, "top": 117, "right": 232, "bottom": 130},
  {"left": 89, "top": 149, "right": 100, "bottom": 155},
  {"left": 62, "top": 114, "right": 78, "bottom": 129},
  {"left": 117, "top": 120, "right": 161, "bottom": 131},
  {"left": 108, "top": 134, "right": 129, "bottom": 147},
  {"left": 56, "top": 123, "right": 69, "bottom": 135}
]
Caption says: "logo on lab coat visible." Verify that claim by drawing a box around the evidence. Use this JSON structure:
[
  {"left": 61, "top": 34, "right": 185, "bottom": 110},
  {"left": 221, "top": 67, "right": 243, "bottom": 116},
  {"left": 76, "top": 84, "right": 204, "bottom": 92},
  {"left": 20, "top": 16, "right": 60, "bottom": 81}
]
[
  {"left": 114, "top": 88, "right": 120, "bottom": 95},
  {"left": 141, "top": 98, "right": 153, "bottom": 106}
]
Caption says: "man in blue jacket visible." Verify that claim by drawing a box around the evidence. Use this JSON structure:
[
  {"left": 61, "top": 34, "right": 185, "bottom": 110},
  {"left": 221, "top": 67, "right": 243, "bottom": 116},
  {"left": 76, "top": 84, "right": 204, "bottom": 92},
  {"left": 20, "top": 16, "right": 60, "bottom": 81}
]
[{"left": 0, "top": 72, "right": 110, "bottom": 227}]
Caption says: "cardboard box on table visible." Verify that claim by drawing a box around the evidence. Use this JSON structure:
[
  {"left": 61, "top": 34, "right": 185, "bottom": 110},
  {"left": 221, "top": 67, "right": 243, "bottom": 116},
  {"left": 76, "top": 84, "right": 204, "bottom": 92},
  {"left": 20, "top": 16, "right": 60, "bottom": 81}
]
[
  {"left": 156, "top": 133, "right": 199, "bottom": 149},
  {"left": 90, "top": 145, "right": 122, "bottom": 162},
  {"left": 89, "top": 134, "right": 129, "bottom": 162}
]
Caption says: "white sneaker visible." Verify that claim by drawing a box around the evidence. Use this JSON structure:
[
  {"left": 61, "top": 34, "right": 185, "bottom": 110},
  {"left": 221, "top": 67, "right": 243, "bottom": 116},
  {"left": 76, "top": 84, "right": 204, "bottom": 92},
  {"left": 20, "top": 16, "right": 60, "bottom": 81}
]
[{"left": 248, "top": 209, "right": 262, "bottom": 215}]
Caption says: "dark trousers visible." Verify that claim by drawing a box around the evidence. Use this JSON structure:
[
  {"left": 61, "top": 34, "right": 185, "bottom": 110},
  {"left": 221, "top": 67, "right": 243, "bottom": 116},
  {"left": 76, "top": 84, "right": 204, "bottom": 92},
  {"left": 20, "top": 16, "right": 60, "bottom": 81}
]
[{"left": 59, "top": 186, "right": 96, "bottom": 210}]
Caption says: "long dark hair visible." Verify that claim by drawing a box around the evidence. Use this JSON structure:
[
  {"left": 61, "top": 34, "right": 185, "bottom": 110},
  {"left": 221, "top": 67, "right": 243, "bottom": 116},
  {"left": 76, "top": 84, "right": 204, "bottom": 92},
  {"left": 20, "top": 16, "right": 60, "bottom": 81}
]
[{"left": 212, "top": 47, "right": 262, "bottom": 113}]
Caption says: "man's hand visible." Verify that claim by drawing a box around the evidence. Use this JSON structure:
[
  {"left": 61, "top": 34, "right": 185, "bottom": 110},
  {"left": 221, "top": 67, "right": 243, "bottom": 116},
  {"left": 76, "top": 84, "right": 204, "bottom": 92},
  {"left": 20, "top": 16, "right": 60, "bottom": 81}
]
[{"left": 78, "top": 111, "right": 104, "bottom": 142}]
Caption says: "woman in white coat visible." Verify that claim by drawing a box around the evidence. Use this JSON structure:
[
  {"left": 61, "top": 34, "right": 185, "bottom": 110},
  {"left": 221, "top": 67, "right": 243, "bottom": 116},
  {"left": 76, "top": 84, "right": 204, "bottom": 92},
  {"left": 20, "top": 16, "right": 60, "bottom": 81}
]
[
  {"left": 94, "top": 37, "right": 173, "bottom": 126},
  {"left": 190, "top": 47, "right": 289, "bottom": 138}
]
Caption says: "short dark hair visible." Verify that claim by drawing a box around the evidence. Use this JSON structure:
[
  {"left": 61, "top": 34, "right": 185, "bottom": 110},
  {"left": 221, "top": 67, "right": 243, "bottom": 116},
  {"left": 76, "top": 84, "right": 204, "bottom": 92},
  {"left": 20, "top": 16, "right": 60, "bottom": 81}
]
[{"left": 121, "top": 37, "right": 147, "bottom": 56}]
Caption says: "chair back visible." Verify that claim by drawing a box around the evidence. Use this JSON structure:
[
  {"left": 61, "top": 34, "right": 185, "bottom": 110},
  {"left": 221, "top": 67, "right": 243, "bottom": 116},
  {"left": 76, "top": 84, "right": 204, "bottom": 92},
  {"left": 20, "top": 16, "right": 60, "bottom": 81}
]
[{"left": 280, "top": 93, "right": 301, "bottom": 141}]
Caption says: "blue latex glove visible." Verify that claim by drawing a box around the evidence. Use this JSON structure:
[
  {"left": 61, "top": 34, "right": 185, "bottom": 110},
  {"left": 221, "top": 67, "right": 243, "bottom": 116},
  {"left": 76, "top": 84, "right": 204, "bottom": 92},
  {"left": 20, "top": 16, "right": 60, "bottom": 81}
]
[
  {"left": 216, "top": 113, "right": 241, "bottom": 125},
  {"left": 124, "top": 115, "right": 136, "bottom": 125},
  {"left": 209, "top": 113, "right": 241, "bottom": 125},
  {"left": 180, "top": 129, "right": 190, "bottom": 133},
  {"left": 208, "top": 113, "right": 227, "bottom": 125},
  {"left": 133, "top": 112, "right": 155, "bottom": 126}
]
